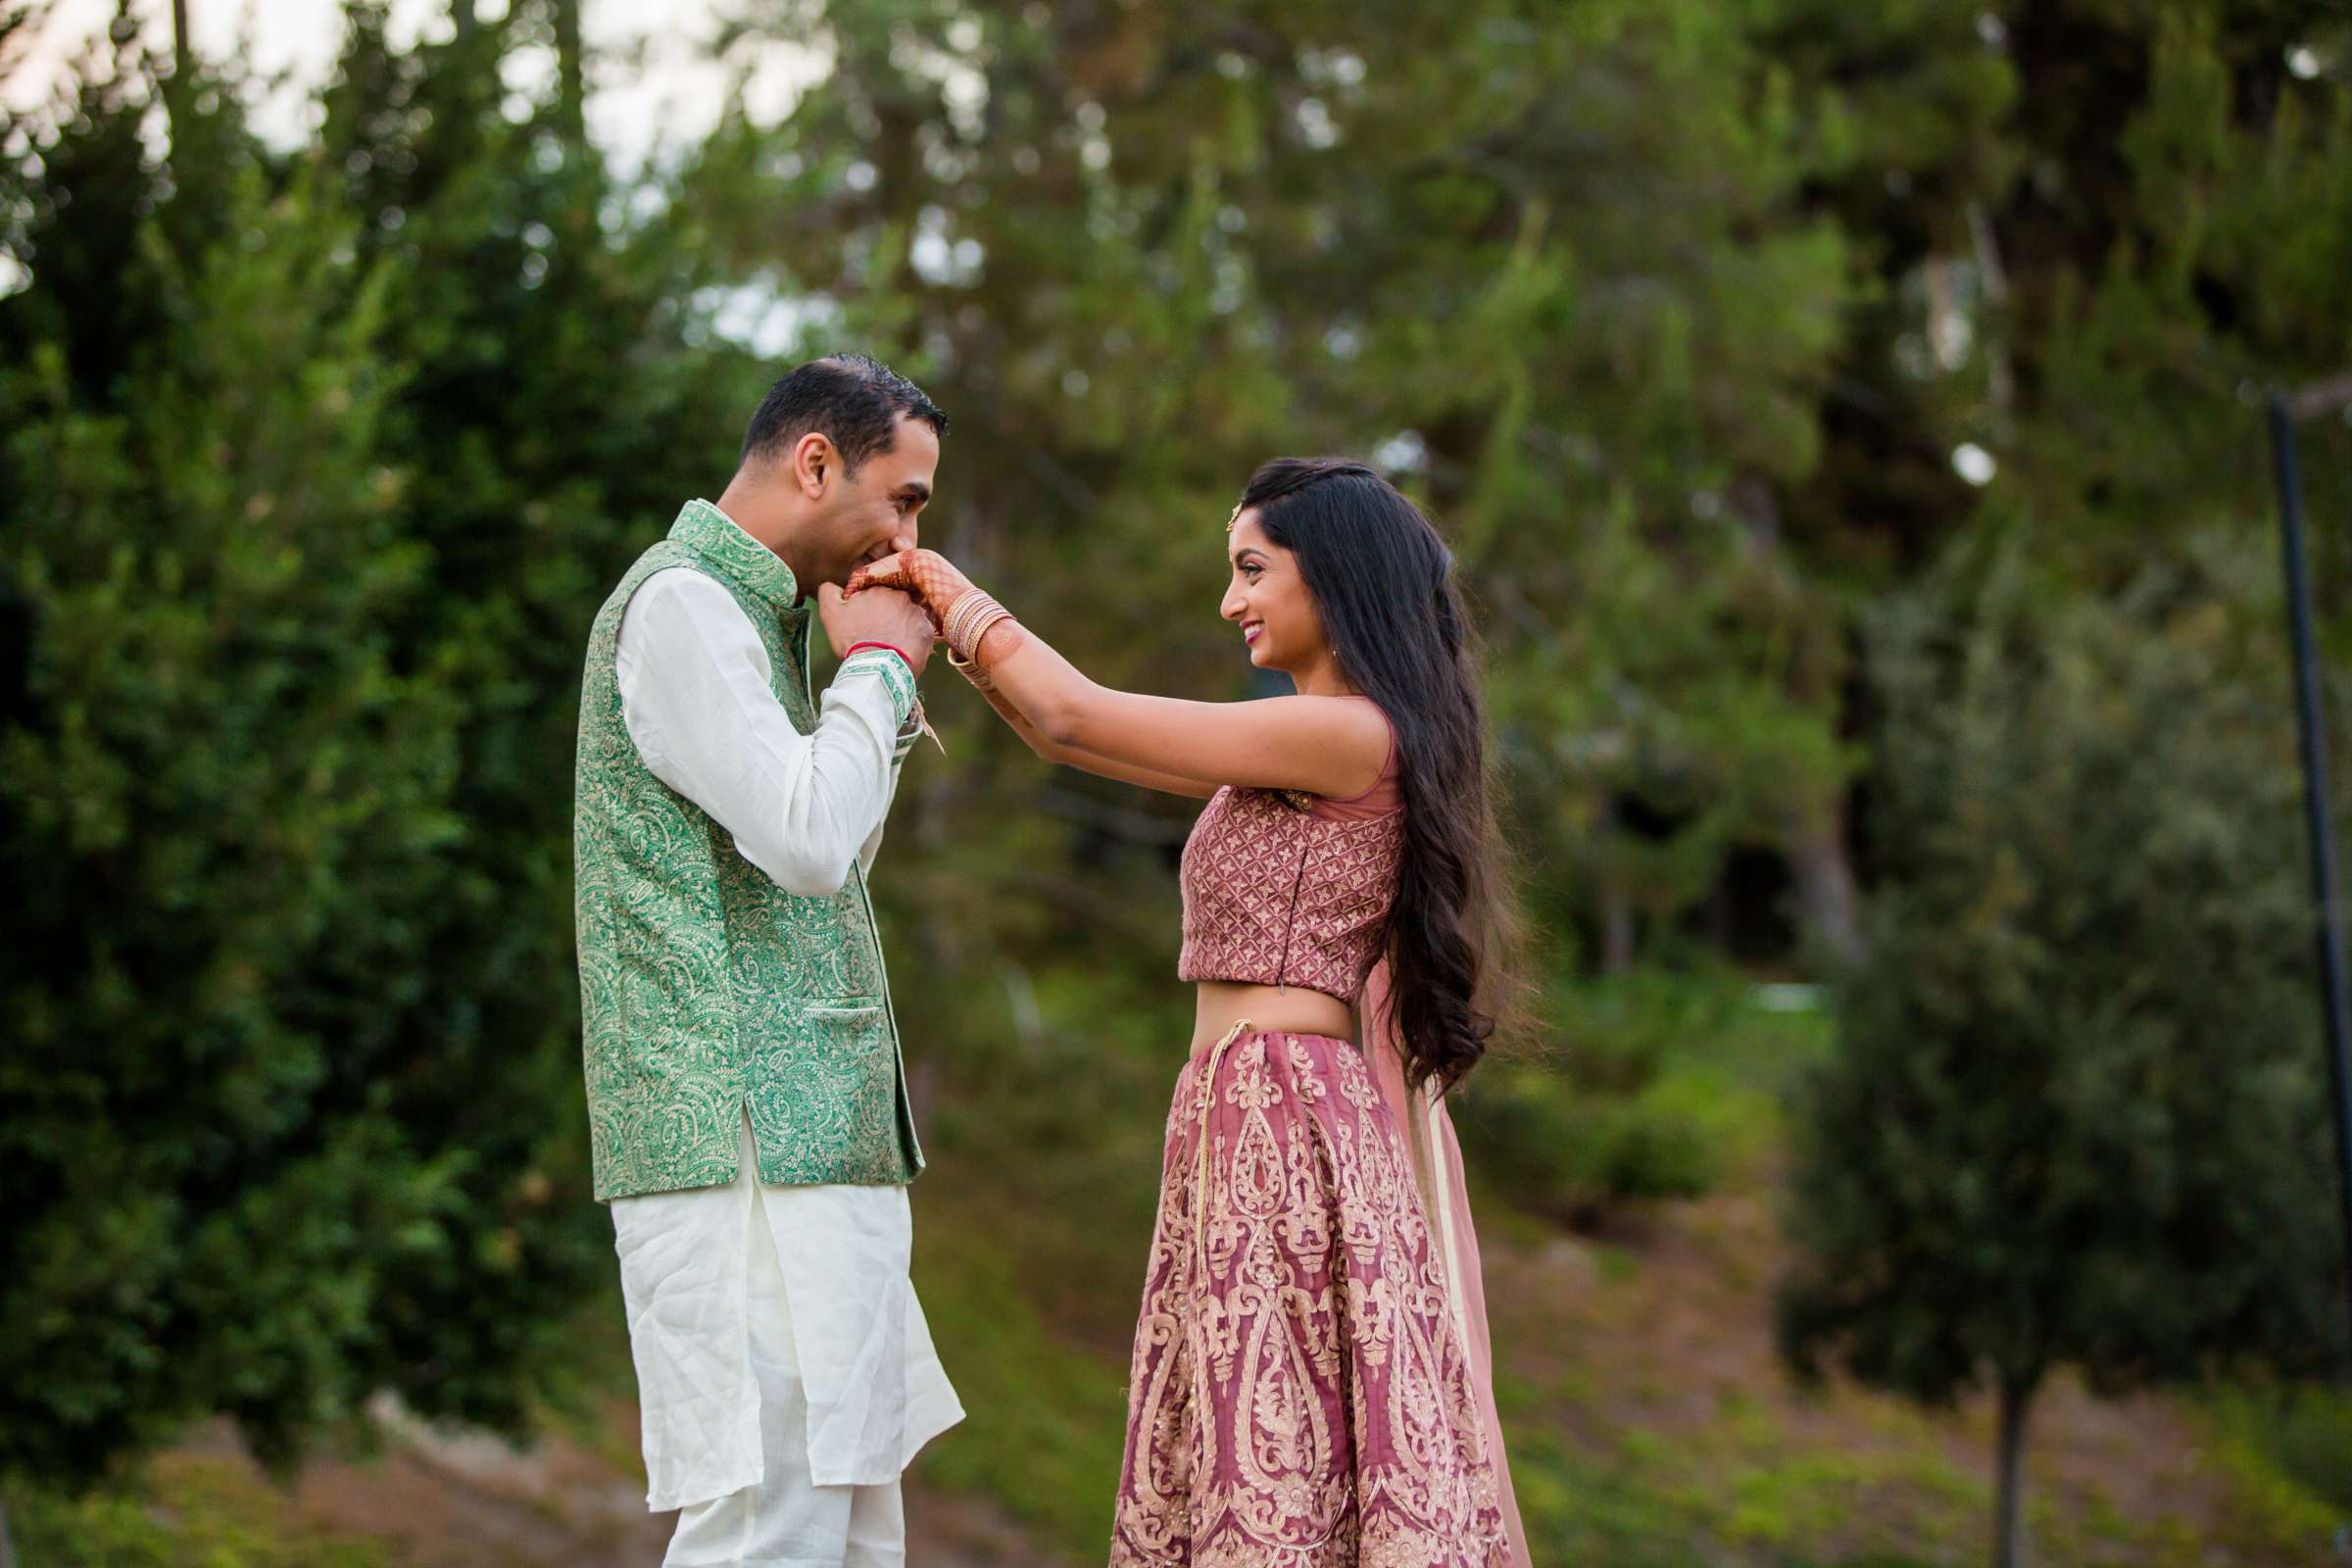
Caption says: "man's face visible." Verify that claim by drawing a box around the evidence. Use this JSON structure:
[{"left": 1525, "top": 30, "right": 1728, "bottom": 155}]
[{"left": 816, "top": 415, "right": 938, "bottom": 586}]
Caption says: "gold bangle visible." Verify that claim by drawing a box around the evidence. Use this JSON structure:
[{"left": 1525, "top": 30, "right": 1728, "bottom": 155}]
[
  {"left": 959, "top": 597, "right": 1004, "bottom": 654},
  {"left": 943, "top": 589, "right": 1010, "bottom": 662},
  {"left": 940, "top": 591, "right": 979, "bottom": 654},
  {"left": 963, "top": 607, "right": 1012, "bottom": 663},
  {"left": 945, "top": 646, "right": 994, "bottom": 690}
]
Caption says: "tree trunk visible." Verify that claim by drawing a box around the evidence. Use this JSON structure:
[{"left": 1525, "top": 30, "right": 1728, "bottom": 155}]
[
  {"left": 453, "top": 0, "right": 476, "bottom": 39},
  {"left": 1597, "top": 797, "right": 1637, "bottom": 974},
  {"left": 1787, "top": 799, "right": 1866, "bottom": 964},
  {"left": 551, "top": 0, "right": 585, "bottom": 145},
  {"left": 1966, "top": 200, "right": 2015, "bottom": 443},
  {"left": 1993, "top": 1380, "right": 2034, "bottom": 1568},
  {"left": 1599, "top": 885, "right": 1635, "bottom": 974},
  {"left": 164, "top": 0, "right": 194, "bottom": 144}
]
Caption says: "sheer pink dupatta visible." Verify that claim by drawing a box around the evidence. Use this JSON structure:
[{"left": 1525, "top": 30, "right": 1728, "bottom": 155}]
[{"left": 1361, "top": 961, "right": 1530, "bottom": 1566}]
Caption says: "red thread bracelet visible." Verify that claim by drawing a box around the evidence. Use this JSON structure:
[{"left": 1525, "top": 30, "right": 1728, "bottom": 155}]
[{"left": 844, "top": 641, "right": 914, "bottom": 670}]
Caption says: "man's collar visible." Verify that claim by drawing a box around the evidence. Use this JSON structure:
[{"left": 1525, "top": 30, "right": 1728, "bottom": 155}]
[{"left": 667, "top": 499, "right": 803, "bottom": 614}]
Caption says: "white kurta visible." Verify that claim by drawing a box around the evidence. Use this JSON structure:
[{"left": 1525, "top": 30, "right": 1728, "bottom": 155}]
[{"left": 607, "top": 517, "right": 963, "bottom": 1516}]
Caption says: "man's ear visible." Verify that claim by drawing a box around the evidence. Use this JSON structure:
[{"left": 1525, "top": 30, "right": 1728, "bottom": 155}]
[{"left": 792, "top": 432, "right": 836, "bottom": 500}]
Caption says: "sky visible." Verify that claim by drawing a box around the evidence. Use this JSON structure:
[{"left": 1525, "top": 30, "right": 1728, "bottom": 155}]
[{"left": 3, "top": 0, "right": 829, "bottom": 166}]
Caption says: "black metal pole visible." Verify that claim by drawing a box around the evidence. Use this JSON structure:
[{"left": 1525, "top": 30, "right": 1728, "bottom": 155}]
[{"left": 2270, "top": 391, "right": 2352, "bottom": 1338}]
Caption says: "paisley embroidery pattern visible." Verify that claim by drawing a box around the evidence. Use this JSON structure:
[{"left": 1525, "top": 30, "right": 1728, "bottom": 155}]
[
  {"left": 1178, "top": 788, "right": 1405, "bottom": 1002},
  {"left": 838, "top": 645, "right": 917, "bottom": 716},
  {"left": 1110, "top": 1028, "right": 1511, "bottom": 1568},
  {"left": 574, "top": 502, "right": 923, "bottom": 1201}
]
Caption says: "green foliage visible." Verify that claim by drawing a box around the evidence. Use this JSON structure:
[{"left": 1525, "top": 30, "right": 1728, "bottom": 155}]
[
  {"left": 671, "top": 0, "right": 1880, "bottom": 974},
  {"left": 1464, "top": 1067, "right": 1726, "bottom": 1215},
  {"left": 2204, "top": 1382, "right": 2352, "bottom": 1522},
  {"left": 1455, "top": 969, "right": 1832, "bottom": 1220},
  {"left": 8, "top": 1453, "right": 389, "bottom": 1567},
  {"left": 5, "top": 0, "right": 2351, "bottom": 1548},
  {"left": 1778, "top": 530, "right": 2348, "bottom": 1418},
  {"left": 0, "top": 77, "right": 466, "bottom": 1481},
  {"left": 907, "top": 1196, "right": 1132, "bottom": 1558},
  {"left": 1498, "top": 1363, "right": 2308, "bottom": 1568},
  {"left": 0, "top": 3, "right": 739, "bottom": 1489}
]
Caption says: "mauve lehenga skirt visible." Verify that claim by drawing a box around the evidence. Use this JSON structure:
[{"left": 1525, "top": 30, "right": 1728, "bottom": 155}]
[{"left": 1107, "top": 1022, "right": 1513, "bottom": 1568}]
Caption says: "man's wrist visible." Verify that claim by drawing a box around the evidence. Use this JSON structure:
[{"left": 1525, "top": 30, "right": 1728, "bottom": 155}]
[
  {"left": 845, "top": 640, "right": 915, "bottom": 669},
  {"left": 837, "top": 644, "right": 919, "bottom": 730}
]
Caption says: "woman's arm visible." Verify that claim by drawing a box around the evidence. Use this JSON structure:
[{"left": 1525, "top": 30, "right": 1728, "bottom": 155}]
[
  {"left": 956, "top": 659, "right": 1217, "bottom": 799},
  {"left": 851, "top": 550, "right": 1388, "bottom": 798},
  {"left": 984, "top": 629, "right": 1384, "bottom": 795}
]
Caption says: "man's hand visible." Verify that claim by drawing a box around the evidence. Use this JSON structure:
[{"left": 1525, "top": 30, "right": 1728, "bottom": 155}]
[
  {"left": 817, "top": 582, "right": 936, "bottom": 677},
  {"left": 843, "top": 549, "right": 976, "bottom": 617}
]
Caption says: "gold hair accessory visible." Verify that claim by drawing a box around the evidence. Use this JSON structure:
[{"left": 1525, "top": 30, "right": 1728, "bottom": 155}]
[{"left": 1225, "top": 502, "right": 1244, "bottom": 534}]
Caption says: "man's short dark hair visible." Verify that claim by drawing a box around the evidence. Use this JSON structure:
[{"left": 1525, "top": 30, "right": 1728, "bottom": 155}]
[{"left": 739, "top": 354, "right": 949, "bottom": 476}]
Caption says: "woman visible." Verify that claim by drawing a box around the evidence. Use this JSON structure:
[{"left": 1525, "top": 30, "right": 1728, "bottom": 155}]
[{"left": 847, "top": 458, "right": 1528, "bottom": 1567}]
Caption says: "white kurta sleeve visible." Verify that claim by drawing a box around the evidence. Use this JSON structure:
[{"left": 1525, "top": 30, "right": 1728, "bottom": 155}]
[
  {"left": 614, "top": 566, "right": 918, "bottom": 898},
  {"left": 860, "top": 715, "right": 923, "bottom": 877}
]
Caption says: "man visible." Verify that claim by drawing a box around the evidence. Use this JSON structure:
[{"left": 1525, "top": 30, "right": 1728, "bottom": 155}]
[{"left": 572, "top": 355, "right": 960, "bottom": 1567}]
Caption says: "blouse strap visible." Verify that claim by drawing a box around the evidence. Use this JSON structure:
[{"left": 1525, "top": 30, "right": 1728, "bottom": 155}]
[{"left": 1324, "top": 696, "right": 1396, "bottom": 805}]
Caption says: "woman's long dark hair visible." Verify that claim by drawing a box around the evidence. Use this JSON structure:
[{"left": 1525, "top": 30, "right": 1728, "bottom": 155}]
[{"left": 1239, "top": 458, "right": 1522, "bottom": 1095}]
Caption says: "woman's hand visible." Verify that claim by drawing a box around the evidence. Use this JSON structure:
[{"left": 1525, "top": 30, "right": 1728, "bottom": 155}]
[{"left": 843, "top": 549, "right": 976, "bottom": 617}]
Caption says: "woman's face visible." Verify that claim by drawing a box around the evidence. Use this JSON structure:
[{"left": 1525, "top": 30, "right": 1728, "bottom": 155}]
[{"left": 1221, "top": 512, "right": 1327, "bottom": 672}]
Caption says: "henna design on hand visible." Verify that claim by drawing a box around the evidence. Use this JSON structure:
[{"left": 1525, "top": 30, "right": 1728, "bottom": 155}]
[{"left": 843, "top": 549, "right": 975, "bottom": 616}]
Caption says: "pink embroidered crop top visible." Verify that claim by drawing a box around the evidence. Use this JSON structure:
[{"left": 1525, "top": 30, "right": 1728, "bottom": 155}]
[{"left": 1176, "top": 700, "right": 1404, "bottom": 1002}]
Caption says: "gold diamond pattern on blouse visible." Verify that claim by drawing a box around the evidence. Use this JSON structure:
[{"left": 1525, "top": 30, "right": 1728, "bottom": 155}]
[{"left": 1176, "top": 786, "right": 1405, "bottom": 1002}]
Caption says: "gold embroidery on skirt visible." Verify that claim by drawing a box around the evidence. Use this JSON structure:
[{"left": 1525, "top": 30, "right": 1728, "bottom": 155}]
[{"left": 1111, "top": 1025, "right": 1509, "bottom": 1566}]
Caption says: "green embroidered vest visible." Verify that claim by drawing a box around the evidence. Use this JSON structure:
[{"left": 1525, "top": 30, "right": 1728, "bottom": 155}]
[{"left": 573, "top": 501, "right": 923, "bottom": 1201}]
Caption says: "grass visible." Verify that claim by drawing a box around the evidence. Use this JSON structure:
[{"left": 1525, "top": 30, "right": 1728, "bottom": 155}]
[
  {"left": 8, "top": 1451, "right": 389, "bottom": 1568},
  {"left": 905, "top": 1188, "right": 1133, "bottom": 1562},
  {"left": 899, "top": 960, "right": 2348, "bottom": 1568},
  {"left": 1468, "top": 966, "right": 2342, "bottom": 1568},
  {"left": 26, "top": 962, "right": 2345, "bottom": 1568},
  {"left": 1502, "top": 1358, "right": 2345, "bottom": 1568},
  {"left": 894, "top": 960, "right": 1186, "bottom": 1562},
  {"left": 2200, "top": 1383, "right": 2352, "bottom": 1558}
]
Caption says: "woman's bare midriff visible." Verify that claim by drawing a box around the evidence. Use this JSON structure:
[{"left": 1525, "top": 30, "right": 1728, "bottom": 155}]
[{"left": 1190, "top": 979, "right": 1355, "bottom": 1056}]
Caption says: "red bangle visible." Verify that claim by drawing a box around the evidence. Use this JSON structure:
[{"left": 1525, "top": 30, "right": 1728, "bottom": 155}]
[{"left": 845, "top": 641, "right": 913, "bottom": 669}]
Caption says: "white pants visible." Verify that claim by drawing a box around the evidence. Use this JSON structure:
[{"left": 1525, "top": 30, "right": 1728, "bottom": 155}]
[
  {"left": 612, "top": 1117, "right": 960, "bottom": 1567},
  {"left": 659, "top": 1222, "right": 904, "bottom": 1567}
]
